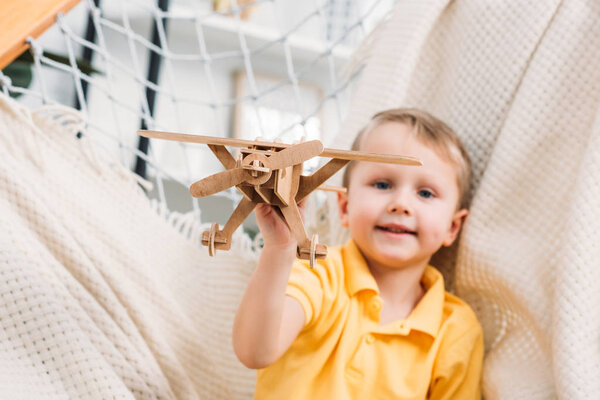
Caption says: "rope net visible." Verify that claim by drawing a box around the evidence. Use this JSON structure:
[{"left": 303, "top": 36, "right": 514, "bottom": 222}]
[
  {"left": 3, "top": 2, "right": 600, "bottom": 399},
  {"left": 0, "top": 3, "right": 398, "bottom": 396},
  {"left": 0, "top": 0, "right": 394, "bottom": 236}
]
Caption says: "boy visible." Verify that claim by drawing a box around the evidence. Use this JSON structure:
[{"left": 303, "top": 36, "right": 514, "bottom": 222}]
[{"left": 233, "top": 108, "right": 483, "bottom": 399}]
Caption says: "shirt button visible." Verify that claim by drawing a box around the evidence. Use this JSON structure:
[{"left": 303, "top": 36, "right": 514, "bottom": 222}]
[
  {"left": 398, "top": 321, "right": 410, "bottom": 334},
  {"left": 365, "top": 334, "right": 375, "bottom": 344},
  {"left": 370, "top": 300, "right": 381, "bottom": 312}
]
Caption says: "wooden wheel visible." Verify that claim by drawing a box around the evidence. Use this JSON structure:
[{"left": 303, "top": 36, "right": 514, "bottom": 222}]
[
  {"left": 309, "top": 233, "right": 318, "bottom": 269},
  {"left": 208, "top": 223, "right": 218, "bottom": 256}
]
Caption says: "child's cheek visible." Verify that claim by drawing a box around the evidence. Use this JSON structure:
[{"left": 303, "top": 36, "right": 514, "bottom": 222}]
[{"left": 422, "top": 215, "right": 446, "bottom": 242}]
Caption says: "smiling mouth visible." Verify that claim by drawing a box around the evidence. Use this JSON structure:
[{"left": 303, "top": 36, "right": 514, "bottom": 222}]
[{"left": 376, "top": 226, "right": 417, "bottom": 235}]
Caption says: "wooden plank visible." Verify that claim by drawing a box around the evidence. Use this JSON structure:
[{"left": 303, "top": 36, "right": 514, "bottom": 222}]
[
  {"left": 0, "top": 0, "right": 80, "bottom": 70},
  {"left": 317, "top": 185, "right": 346, "bottom": 193},
  {"left": 139, "top": 129, "right": 422, "bottom": 166},
  {"left": 208, "top": 144, "right": 236, "bottom": 169},
  {"left": 274, "top": 166, "right": 293, "bottom": 206},
  {"left": 295, "top": 158, "right": 349, "bottom": 202},
  {"left": 320, "top": 148, "right": 421, "bottom": 165},
  {"left": 139, "top": 129, "right": 291, "bottom": 149}
]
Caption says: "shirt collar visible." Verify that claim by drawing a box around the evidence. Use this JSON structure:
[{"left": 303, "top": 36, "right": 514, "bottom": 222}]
[
  {"left": 342, "top": 239, "right": 379, "bottom": 296},
  {"left": 406, "top": 265, "right": 444, "bottom": 338},
  {"left": 342, "top": 239, "right": 445, "bottom": 338}
]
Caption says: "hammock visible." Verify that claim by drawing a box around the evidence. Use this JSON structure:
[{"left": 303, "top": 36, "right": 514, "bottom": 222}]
[
  {"left": 0, "top": 95, "right": 257, "bottom": 399},
  {"left": 336, "top": 0, "right": 600, "bottom": 398},
  {"left": 2, "top": 0, "right": 599, "bottom": 399}
]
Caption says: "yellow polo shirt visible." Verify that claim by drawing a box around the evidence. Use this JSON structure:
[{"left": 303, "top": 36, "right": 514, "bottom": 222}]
[{"left": 255, "top": 240, "right": 483, "bottom": 399}]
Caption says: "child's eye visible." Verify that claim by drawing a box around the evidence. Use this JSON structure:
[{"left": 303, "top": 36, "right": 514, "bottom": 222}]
[
  {"left": 418, "top": 189, "right": 435, "bottom": 199},
  {"left": 373, "top": 181, "right": 390, "bottom": 190}
]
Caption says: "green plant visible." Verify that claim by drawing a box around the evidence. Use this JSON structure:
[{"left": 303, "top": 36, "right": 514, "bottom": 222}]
[{"left": 1, "top": 50, "right": 102, "bottom": 98}]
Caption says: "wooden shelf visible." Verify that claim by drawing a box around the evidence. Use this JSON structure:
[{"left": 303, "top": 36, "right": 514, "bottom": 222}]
[
  {"left": 196, "top": 13, "right": 353, "bottom": 65},
  {"left": 101, "top": 1, "right": 353, "bottom": 67},
  {"left": 0, "top": 0, "right": 80, "bottom": 69}
]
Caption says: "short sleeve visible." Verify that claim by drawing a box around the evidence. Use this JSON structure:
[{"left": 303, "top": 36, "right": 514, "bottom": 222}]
[
  {"left": 429, "top": 320, "right": 484, "bottom": 400},
  {"left": 285, "top": 259, "right": 326, "bottom": 329}
]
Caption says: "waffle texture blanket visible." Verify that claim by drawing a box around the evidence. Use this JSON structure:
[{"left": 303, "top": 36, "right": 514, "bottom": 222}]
[
  {"left": 334, "top": 0, "right": 600, "bottom": 398},
  {"left": 2, "top": 0, "right": 600, "bottom": 399},
  {"left": 0, "top": 95, "right": 256, "bottom": 399}
]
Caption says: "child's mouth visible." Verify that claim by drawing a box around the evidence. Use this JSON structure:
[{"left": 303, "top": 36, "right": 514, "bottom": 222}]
[{"left": 376, "top": 225, "right": 416, "bottom": 235}]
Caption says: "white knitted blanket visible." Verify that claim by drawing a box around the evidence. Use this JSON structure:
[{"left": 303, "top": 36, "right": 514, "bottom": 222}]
[
  {"left": 0, "top": 95, "right": 257, "bottom": 399},
  {"left": 334, "top": 0, "right": 600, "bottom": 398},
  {"left": 2, "top": 1, "right": 599, "bottom": 399}
]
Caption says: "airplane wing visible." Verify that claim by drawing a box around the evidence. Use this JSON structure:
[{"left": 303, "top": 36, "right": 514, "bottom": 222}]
[
  {"left": 138, "top": 130, "right": 421, "bottom": 166},
  {"left": 320, "top": 148, "right": 421, "bottom": 165},
  {"left": 138, "top": 130, "right": 290, "bottom": 149}
]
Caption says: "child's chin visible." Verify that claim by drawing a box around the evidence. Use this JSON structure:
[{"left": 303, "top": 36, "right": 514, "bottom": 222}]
[{"left": 371, "top": 248, "right": 416, "bottom": 266}]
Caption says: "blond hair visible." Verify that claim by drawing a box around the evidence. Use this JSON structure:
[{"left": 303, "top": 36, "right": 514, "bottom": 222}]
[{"left": 342, "top": 108, "right": 472, "bottom": 209}]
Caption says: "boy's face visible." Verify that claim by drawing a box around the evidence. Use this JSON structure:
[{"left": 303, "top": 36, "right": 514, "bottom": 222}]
[{"left": 338, "top": 122, "right": 468, "bottom": 271}]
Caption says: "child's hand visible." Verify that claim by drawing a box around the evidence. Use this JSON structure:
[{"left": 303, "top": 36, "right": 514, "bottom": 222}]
[
  {"left": 255, "top": 199, "right": 307, "bottom": 250},
  {"left": 234, "top": 198, "right": 309, "bottom": 369}
]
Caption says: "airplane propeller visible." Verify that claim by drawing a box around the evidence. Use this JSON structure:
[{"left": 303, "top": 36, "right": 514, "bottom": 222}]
[
  {"left": 189, "top": 168, "right": 247, "bottom": 197},
  {"left": 268, "top": 140, "right": 324, "bottom": 170},
  {"left": 189, "top": 140, "right": 324, "bottom": 198}
]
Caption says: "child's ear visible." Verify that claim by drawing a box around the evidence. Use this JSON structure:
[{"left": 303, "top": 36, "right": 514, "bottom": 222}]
[
  {"left": 337, "top": 191, "right": 350, "bottom": 227},
  {"left": 442, "top": 208, "right": 469, "bottom": 247}
]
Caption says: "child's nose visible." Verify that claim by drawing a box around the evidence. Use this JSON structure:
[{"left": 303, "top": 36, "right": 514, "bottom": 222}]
[
  {"left": 388, "top": 205, "right": 412, "bottom": 216},
  {"left": 387, "top": 192, "right": 412, "bottom": 216}
]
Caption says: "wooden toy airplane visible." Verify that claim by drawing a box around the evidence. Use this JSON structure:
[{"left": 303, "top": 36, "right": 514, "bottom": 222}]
[{"left": 138, "top": 130, "right": 421, "bottom": 267}]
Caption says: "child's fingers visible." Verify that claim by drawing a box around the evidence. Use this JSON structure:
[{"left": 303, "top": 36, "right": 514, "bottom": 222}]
[
  {"left": 255, "top": 203, "right": 285, "bottom": 225},
  {"left": 274, "top": 207, "right": 285, "bottom": 220},
  {"left": 297, "top": 197, "right": 309, "bottom": 221},
  {"left": 255, "top": 203, "right": 270, "bottom": 216},
  {"left": 297, "top": 197, "right": 308, "bottom": 210}
]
